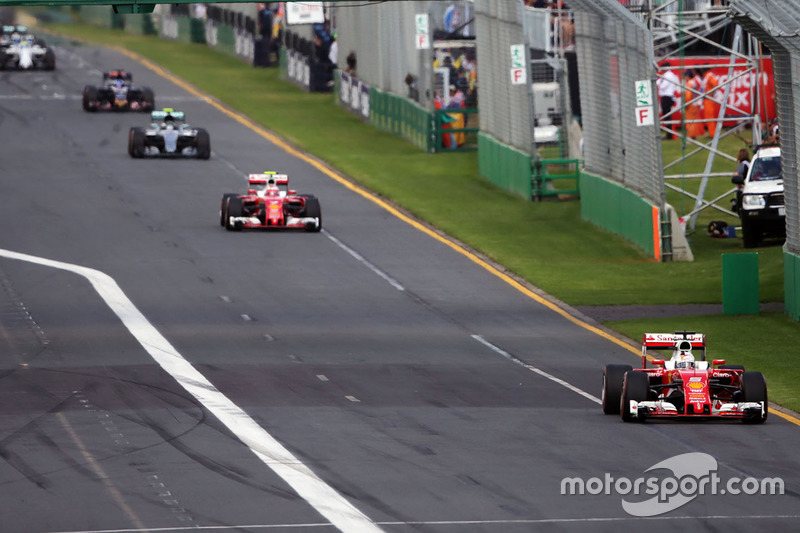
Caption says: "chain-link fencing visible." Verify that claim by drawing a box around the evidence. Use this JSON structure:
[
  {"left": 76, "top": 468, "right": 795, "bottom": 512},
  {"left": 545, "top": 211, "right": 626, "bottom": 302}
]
[
  {"left": 569, "top": 0, "right": 663, "bottom": 207},
  {"left": 729, "top": 0, "right": 800, "bottom": 319},
  {"left": 728, "top": 0, "right": 798, "bottom": 255},
  {"left": 473, "top": 0, "right": 531, "bottom": 154},
  {"left": 333, "top": 0, "right": 473, "bottom": 111}
]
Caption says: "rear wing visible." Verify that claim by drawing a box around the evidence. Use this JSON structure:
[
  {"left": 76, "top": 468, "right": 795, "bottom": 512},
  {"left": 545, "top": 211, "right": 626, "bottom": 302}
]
[
  {"left": 151, "top": 109, "right": 185, "bottom": 121},
  {"left": 641, "top": 331, "right": 706, "bottom": 367},
  {"left": 104, "top": 70, "right": 132, "bottom": 81},
  {"left": 248, "top": 172, "right": 289, "bottom": 186}
]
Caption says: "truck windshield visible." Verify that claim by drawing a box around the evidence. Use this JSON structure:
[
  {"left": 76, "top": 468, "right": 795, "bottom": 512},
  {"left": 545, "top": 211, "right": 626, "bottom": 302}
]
[{"left": 750, "top": 156, "right": 782, "bottom": 181}]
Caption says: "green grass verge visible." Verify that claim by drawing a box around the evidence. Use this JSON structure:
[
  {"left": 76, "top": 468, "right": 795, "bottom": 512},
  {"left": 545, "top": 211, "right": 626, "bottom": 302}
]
[{"left": 39, "top": 18, "right": 799, "bottom": 413}]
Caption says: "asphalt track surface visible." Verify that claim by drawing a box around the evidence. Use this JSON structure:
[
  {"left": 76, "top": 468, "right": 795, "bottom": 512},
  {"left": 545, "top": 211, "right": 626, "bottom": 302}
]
[{"left": 0, "top": 38, "right": 797, "bottom": 533}]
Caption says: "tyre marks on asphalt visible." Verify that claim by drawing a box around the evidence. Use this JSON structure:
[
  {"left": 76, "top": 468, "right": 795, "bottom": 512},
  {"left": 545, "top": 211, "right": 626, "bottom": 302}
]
[
  {"left": 74, "top": 391, "right": 197, "bottom": 529},
  {"left": 55, "top": 410, "right": 149, "bottom": 531}
]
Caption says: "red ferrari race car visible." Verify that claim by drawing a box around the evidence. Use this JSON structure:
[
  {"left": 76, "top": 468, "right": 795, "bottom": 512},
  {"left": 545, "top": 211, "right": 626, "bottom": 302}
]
[
  {"left": 220, "top": 172, "right": 322, "bottom": 232},
  {"left": 603, "top": 331, "right": 767, "bottom": 423}
]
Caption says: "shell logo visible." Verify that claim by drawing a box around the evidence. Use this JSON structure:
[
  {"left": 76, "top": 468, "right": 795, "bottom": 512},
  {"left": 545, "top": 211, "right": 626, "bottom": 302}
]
[{"left": 687, "top": 381, "right": 705, "bottom": 390}]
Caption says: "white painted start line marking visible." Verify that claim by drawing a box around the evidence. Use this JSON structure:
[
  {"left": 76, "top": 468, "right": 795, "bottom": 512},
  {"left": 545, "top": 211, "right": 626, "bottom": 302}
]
[
  {"left": 323, "top": 231, "right": 405, "bottom": 291},
  {"left": 471, "top": 334, "right": 602, "bottom": 405},
  {"left": 0, "top": 248, "right": 384, "bottom": 533}
]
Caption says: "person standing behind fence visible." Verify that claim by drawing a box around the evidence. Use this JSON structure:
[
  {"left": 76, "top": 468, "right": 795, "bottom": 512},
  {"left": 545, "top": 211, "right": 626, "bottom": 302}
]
[
  {"left": 328, "top": 33, "right": 338, "bottom": 67},
  {"left": 701, "top": 67, "right": 721, "bottom": 137},
  {"left": 731, "top": 147, "right": 750, "bottom": 211},
  {"left": 657, "top": 61, "right": 680, "bottom": 140},
  {"left": 683, "top": 69, "right": 703, "bottom": 139}
]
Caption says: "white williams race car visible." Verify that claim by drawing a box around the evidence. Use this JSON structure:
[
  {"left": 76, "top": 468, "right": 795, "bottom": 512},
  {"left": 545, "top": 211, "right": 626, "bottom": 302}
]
[{"left": 0, "top": 26, "right": 55, "bottom": 70}]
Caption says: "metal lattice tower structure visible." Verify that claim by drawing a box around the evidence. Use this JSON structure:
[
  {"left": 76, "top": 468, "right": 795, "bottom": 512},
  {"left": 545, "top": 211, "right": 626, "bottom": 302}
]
[{"left": 624, "top": 1, "right": 771, "bottom": 229}]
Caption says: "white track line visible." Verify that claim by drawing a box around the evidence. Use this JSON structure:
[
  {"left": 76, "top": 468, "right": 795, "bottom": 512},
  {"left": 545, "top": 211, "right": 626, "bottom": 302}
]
[
  {"left": 472, "top": 334, "right": 602, "bottom": 405},
  {"left": 0, "top": 248, "right": 384, "bottom": 533},
  {"left": 45, "top": 513, "right": 800, "bottom": 532},
  {"left": 323, "top": 231, "right": 405, "bottom": 291}
]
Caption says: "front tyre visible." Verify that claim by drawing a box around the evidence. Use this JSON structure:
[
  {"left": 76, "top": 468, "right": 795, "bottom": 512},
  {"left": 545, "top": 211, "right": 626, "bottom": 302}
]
[
  {"left": 303, "top": 197, "right": 322, "bottom": 232},
  {"left": 225, "top": 197, "right": 243, "bottom": 231},
  {"left": 195, "top": 128, "right": 211, "bottom": 160},
  {"left": 602, "top": 364, "right": 632, "bottom": 415},
  {"left": 129, "top": 127, "right": 146, "bottom": 158},
  {"left": 220, "top": 194, "right": 238, "bottom": 226},
  {"left": 741, "top": 371, "right": 768, "bottom": 424},
  {"left": 620, "top": 371, "right": 649, "bottom": 422},
  {"left": 83, "top": 86, "right": 98, "bottom": 112}
]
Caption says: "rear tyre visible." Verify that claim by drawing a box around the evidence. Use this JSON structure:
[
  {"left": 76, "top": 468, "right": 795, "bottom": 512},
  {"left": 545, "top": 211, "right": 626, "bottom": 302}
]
[
  {"left": 620, "top": 371, "right": 649, "bottom": 422},
  {"left": 129, "top": 127, "right": 146, "bottom": 158},
  {"left": 225, "top": 197, "right": 243, "bottom": 231},
  {"left": 43, "top": 48, "right": 55, "bottom": 70},
  {"left": 195, "top": 129, "right": 211, "bottom": 160},
  {"left": 141, "top": 87, "right": 155, "bottom": 110},
  {"left": 741, "top": 371, "right": 768, "bottom": 424},
  {"left": 303, "top": 197, "right": 322, "bottom": 232},
  {"left": 602, "top": 364, "right": 632, "bottom": 415},
  {"left": 83, "top": 86, "right": 98, "bottom": 112},
  {"left": 220, "top": 194, "right": 238, "bottom": 226}
]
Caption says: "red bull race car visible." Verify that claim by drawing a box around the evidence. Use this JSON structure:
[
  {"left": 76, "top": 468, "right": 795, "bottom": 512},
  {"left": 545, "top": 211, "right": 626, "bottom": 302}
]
[
  {"left": 602, "top": 331, "right": 767, "bottom": 423},
  {"left": 220, "top": 172, "right": 322, "bottom": 232},
  {"left": 83, "top": 70, "right": 155, "bottom": 112}
]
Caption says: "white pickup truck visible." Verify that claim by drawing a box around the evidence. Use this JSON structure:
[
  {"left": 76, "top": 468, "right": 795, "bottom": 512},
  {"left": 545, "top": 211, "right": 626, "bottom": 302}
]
[{"left": 733, "top": 145, "right": 785, "bottom": 248}]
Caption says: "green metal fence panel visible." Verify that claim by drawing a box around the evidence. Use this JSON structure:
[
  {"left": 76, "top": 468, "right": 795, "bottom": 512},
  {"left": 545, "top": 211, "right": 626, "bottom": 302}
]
[
  {"left": 477, "top": 133, "right": 532, "bottom": 199},
  {"left": 368, "top": 88, "right": 433, "bottom": 153},
  {"left": 722, "top": 253, "right": 760, "bottom": 315},
  {"left": 75, "top": 5, "right": 118, "bottom": 29},
  {"left": 580, "top": 171, "right": 657, "bottom": 258},
  {"left": 786, "top": 249, "right": 800, "bottom": 320},
  {"left": 123, "top": 14, "right": 156, "bottom": 35},
  {"left": 533, "top": 158, "right": 581, "bottom": 200},
  {"left": 189, "top": 17, "right": 204, "bottom": 44},
  {"left": 213, "top": 23, "right": 234, "bottom": 55}
]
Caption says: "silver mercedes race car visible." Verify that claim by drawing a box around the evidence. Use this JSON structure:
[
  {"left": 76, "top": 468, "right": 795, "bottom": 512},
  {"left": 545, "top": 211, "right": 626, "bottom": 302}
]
[{"left": 128, "top": 108, "right": 210, "bottom": 159}]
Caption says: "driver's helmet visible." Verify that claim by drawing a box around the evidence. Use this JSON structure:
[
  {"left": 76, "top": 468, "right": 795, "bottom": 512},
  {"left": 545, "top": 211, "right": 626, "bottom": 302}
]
[
  {"left": 265, "top": 178, "right": 280, "bottom": 196},
  {"left": 672, "top": 340, "right": 695, "bottom": 369},
  {"left": 675, "top": 352, "right": 695, "bottom": 369},
  {"left": 114, "top": 78, "right": 125, "bottom": 88}
]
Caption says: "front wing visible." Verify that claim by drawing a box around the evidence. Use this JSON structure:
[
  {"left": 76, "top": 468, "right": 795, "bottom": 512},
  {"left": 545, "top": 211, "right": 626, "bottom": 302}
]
[
  {"left": 627, "top": 400, "right": 765, "bottom": 421},
  {"left": 228, "top": 215, "right": 320, "bottom": 230}
]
